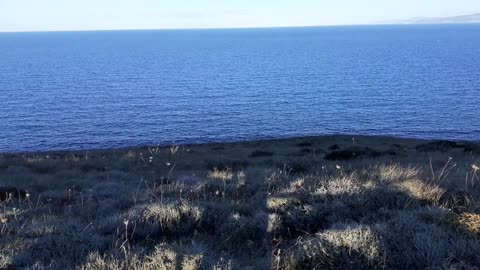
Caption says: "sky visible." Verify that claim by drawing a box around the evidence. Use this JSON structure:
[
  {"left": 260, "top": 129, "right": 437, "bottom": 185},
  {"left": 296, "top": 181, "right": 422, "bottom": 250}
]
[{"left": 0, "top": 0, "right": 479, "bottom": 32}]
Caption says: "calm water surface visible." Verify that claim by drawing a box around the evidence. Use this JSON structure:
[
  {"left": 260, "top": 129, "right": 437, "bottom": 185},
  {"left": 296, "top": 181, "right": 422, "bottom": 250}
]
[{"left": 1, "top": 25, "right": 479, "bottom": 152}]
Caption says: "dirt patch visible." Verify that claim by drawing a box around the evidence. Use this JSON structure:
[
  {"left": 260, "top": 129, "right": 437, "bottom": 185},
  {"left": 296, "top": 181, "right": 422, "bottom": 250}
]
[
  {"left": 464, "top": 143, "right": 480, "bottom": 154},
  {"left": 325, "top": 147, "right": 396, "bottom": 161},
  {"left": 415, "top": 141, "right": 465, "bottom": 152},
  {"left": 286, "top": 153, "right": 305, "bottom": 157},
  {"left": 391, "top": 143, "right": 405, "bottom": 150},
  {"left": 249, "top": 150, "right": 274, "bottom": 158},
  {"left": 328, "top": 144, "right": 340, "bottom": 150},
  {"left": 296, "top": 142, "right": 313, "bottom": 147}
]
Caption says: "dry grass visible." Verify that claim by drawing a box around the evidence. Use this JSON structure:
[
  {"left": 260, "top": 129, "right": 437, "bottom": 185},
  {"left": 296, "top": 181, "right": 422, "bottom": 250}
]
[
  {"left": 448, "top": 212, "right": 480, "bottom": 238},
  {"left": 0, "top": 135, "right": 479, "bottom": 269},
  {"left": 283, "top": 224, "right": 384, "bottom": 269},
  {"left": 208, "top": 168, "right": 234, "bottom": 181}
]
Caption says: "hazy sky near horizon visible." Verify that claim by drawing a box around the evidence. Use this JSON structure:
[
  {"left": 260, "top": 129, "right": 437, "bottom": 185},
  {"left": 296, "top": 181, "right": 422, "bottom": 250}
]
[{"left": 1, "top": 0, "right": 480, "bottom": 32}]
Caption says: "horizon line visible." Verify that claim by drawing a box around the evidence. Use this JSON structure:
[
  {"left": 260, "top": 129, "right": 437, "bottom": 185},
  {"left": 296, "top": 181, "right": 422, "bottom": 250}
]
[
  {"left": 1, "top": 22, "right": 480, "bottom": 34},
  {"left": 0, "top": 23, "right": 382, "bottom": 34}
]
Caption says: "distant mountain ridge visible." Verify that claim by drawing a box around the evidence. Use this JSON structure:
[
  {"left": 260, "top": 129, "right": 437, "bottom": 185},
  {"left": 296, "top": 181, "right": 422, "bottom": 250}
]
[{"left": 399, "top": 13, "right": 480, "bottom": 24}]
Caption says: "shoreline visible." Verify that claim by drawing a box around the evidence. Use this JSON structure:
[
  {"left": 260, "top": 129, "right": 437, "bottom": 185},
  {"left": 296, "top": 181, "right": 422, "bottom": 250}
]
[{"left": 1, "top": 134, "right": 480, "bottom": 156}]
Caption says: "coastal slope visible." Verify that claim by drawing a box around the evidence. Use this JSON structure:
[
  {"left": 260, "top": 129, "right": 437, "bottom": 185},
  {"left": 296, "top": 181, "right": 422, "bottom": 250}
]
[{"left": 0, "top": 135, "right": 479, "bottom": 269}]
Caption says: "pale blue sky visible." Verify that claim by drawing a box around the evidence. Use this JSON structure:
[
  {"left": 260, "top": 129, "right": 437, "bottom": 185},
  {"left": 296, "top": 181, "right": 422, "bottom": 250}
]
[{"left": 1, "top": 0, "right": 479, "bottom": 32}]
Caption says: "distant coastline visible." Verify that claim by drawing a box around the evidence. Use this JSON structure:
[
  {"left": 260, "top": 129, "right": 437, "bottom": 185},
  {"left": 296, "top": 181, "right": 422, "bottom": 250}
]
[{"left": 378, "top": 13, "right": 480, "bottom": 25}]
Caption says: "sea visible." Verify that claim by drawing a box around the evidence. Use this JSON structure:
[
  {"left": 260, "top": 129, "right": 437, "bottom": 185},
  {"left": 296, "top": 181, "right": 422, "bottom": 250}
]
[{"left": 1, "top": 24, "right": 479, "bottom": 152}]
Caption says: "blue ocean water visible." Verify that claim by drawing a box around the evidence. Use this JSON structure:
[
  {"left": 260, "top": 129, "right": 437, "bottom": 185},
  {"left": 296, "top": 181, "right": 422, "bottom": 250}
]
[{"left": 1, "top": 24, "right": 479, "bottom": 152}]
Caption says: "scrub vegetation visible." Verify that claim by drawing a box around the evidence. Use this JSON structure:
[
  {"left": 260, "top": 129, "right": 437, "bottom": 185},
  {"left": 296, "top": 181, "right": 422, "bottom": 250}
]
[{"left": 0, "top": 135, "right": 479, "bottom": 269}]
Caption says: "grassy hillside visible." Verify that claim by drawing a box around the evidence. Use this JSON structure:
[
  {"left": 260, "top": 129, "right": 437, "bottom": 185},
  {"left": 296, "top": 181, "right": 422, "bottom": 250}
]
[{"left": 0, "top": 135, "right": 479, "bottom": 269}]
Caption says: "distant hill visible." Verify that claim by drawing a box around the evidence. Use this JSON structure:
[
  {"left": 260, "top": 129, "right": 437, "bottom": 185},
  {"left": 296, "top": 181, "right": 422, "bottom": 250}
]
[{"left": 399, "top": 13, "right": 480, "bottom": 24}]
